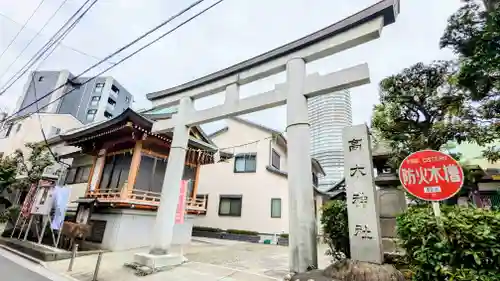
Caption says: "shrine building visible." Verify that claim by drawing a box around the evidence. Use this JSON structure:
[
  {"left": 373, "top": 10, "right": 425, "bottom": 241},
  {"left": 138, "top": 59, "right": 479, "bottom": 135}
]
[{"left": 51, "top": 108, "right": 228, "bottom": 250}]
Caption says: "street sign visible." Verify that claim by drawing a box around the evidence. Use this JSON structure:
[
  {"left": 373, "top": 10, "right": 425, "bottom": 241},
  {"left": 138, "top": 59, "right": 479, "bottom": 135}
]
[{"left": 399, "top": 150, "right": 464, "bottom": 201}]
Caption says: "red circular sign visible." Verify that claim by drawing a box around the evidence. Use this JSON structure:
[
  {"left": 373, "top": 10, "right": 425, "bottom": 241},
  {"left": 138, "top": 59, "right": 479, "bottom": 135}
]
[{"left": 399, "top": 150, "right": 464, "bottom": 201}]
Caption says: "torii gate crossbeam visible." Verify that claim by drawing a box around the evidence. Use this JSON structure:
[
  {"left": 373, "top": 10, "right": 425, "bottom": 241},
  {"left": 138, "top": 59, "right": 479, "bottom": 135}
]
[{"left": 134, "top": 0, "right": 400, "bottom": 274}]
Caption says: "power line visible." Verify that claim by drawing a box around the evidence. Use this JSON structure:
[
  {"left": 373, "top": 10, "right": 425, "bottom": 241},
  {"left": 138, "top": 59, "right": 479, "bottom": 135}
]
[
  {"left": 2, "top": 0, "right": 217, "bottom": 123},
  {"left": 0, "top": 0, "right": 98, "bottom": 96},
  {"left": 71, "top": 0, "right": 206, "bottom": 81},
  {"left": 30, "top": 72, "right": 69, "bottom": 166},
  {"left": 1, "top": 0, "right": 225, "bottom": 137},
  {"left": 0, "top": 0, "right": 200, "bottom": 97},
  {"left": 0, "top": 0, "right": 97, "bottom": 95},
  {"left": 0, "top": 11, "right": 116, "bottom": 71},
  {"left": 0, "top": 0, "right": 47, "bottom": 63},
  {"left": 24, "top": 1, "right": 101, "bottom": 166},
  {"left": 0, "top": 0, "right": 70, "bottom": 83}
]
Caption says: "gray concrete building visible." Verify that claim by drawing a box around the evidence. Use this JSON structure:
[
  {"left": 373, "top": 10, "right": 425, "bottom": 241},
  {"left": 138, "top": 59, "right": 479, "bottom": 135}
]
[
  {"left": 308, "top": 90, "right": 352, "bottom": 190},
  {"left": 15, "top": 70, "right": 133, "bottom": 124}
]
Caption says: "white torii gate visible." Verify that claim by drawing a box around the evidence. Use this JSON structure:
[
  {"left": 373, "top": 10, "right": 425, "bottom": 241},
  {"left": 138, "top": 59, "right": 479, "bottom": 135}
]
[{"left": 134, "top": 0, "right": 399, "bottom": 274}]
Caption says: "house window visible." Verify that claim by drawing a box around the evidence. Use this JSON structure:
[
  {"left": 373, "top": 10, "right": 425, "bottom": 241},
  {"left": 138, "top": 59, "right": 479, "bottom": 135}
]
[
  {"left": 15, "top": 123, "right": 22, "bottom": 133},
  {"left": 87, "top": 109, "right": 97, "bottom": 121},
  {"left": 111, "top": 84, "right": 119, "bottom": 95},
  {"left": 271, "top": 149, "right": 280, "bottom": 169},
  {"left": 271, "top": 198, "right": 281, "bottom": 218},
  {"left": 125, "top": 96, "right": 130, "bottom": 103},
  {"left": 38, "top": 76, "right": 44, "bottom": 82},
  {"left": 95, "top": 83, "right": 105, "bottom": 93},
  {"left": 65, "top": 166, "right": 92, "bottom": 184},
  {"left": 234, "top": 153, "right": 256, "bottom": 173},
  {"left": 104, "top": 111, "right": 113, "bottom": 119},
  {"left": 218, "top": 195, "right": 242, "bottom": 217},
  {"left": 90, "top": 96, "right": 100, "bottom": 106},
  {"left": 107, "top": 98, "right": 116, "bottom": 109},
  {"left": 4, "top": 124, "right": 13, "bottom": 137}
]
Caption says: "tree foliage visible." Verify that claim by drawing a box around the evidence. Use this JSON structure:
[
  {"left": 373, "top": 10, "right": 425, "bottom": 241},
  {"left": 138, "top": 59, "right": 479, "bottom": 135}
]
[
  {"left": 0, "top": 156, "right": 17, "bottom": 194},
  {"left": 10, "top": 142, "right": 54, "bottom": 192},
  {"left": 371, "top": 61, "right": 486, "bottom": 168},
  {"left": 397, "top": 205, "right": 500, "bottom": 280},
  {"left": 321, "top": 200, "right": 350, "bottom": 261},
  {"left": 440, "top": 0, "right": 500, "bottom": 161}
]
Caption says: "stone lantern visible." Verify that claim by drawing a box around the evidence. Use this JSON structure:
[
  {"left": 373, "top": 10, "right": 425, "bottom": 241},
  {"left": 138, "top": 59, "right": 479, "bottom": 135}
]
[{"left": 372, "top": 141, "right": 407, "bottom": 255}]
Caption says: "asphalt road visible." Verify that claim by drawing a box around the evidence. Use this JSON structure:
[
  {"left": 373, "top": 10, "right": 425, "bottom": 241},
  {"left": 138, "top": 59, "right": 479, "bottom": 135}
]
[{"left": 0, "top": 254, "right": 52, "bottom": 281}]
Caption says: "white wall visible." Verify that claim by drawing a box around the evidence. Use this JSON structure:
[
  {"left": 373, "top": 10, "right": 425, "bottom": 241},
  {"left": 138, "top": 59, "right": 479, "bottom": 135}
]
[
  {"left": 64, "top": 155, "right": 94, "bottom": 210},
  {"left": 194, "top": 119, "right": 291, "bottom": 234},
  {"left": 0, "top": 113, "right": 82, "bottom": 157},
  {"left": 90, "top": 210, "right": 193, "bottom": 251}
]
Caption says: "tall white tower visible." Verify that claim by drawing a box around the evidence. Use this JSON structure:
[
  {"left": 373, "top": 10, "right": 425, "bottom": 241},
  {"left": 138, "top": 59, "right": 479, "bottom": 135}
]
[{"left": 308, "top": 90, "right": 352, "bottom": 190}]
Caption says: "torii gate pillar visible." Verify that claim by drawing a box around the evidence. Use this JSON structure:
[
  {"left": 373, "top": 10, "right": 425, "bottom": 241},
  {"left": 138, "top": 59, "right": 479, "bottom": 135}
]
[
  {"left": 133, "top": 0, "right": 400, "bottom": 274},
  {"left": 286, "top": 58, "right": 318, "bottom": 271}
]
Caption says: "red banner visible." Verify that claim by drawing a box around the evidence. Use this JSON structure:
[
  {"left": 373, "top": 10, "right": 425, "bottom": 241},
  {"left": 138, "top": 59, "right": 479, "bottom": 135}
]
[
  {"left": 175, "top": 180, "right": 187, "bottom": 224},
  {"left": 20, "top": 183, "right": 37, "bottom": 218}
]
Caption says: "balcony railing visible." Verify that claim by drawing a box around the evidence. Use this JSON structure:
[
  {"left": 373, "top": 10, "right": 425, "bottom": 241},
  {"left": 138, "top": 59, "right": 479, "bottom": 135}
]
[{"left": 86, "top": 189, "right": 207, "bottom": 212}]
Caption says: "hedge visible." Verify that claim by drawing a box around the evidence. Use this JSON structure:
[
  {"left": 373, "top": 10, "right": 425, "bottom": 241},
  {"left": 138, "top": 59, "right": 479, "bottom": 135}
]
[
  {"left": 397, "top": 205, "right": 500, "bottom": 280},
  {"left": 320, "top": 200, "right": 349, "bottom": 261},
  {"left": 192, "top": 226, "right": 222, "bottom": 233},
  {"left": 226, "top": 229, "right": 259, "bottom": 236}
]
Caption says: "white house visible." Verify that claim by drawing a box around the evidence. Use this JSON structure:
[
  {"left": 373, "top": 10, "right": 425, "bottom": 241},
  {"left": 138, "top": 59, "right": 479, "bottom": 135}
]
[
  {"left": 0, "top": 113, "right": 82, "bottom": 213},
  {"left": 0, "top": 113, "right": 82, "bottom": 158},
  {"left": 194, "top": 117, "right": 326, "bottom": 235}
]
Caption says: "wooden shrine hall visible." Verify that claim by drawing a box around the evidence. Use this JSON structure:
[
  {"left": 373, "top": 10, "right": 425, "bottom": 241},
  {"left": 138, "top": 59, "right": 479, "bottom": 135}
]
[
  {"left": 53, "top": 108, "right": 230, "bottom": 250},
  {"left": 59, "top": 108, "right": 228, "bottom": 214}
]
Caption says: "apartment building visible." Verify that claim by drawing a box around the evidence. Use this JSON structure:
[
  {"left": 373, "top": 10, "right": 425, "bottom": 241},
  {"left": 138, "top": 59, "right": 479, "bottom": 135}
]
[
  {"left": 308, "top": 90, "right": 352, "bottom": 190},
  {"left": 14, "top": 70, "right": 133, "bottom": 124}
]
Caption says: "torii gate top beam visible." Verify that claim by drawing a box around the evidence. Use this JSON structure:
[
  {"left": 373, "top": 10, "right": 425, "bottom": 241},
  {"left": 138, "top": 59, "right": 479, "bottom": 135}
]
[{"left": 147, "top": 0, "right": 399, "bottom": 107}]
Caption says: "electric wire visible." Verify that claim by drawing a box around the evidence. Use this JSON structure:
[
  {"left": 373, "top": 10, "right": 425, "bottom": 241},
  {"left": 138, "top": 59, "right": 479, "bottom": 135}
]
[
  {"left": 23, "top": 0, "right": 102, "bottom": 166},
  {"left": 0, "top": 0, "right": 47, "bottom": 64},
  {"left": 0, "top": 0, "right": 70, "bottom": 83},
  {"left": 30, "top": 72, "right": 70, "bottom": 166},
  {"left": 0, "top": 12, "right": 116, "bottom": 69},
  {"left": 0, "top": 0, "right": 203, "bottom": 96},
  {"left": 1, "top": 0, "right": 223, "bottom": 125},
  {"left": 0, "top": 0, "right": 98, "bottom": 95}
]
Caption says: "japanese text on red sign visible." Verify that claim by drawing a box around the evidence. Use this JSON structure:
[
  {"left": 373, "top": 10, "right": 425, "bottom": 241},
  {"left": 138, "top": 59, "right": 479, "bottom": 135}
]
[{"left": 400, "top": 164, "right": 461, "bottom": 186}]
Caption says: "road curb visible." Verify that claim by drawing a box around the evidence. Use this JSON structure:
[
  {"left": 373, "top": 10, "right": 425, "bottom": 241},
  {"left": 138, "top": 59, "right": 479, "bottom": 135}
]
[
  {"left": 0, "top": 244, "right": 81, "bottom": 281},
  {"left": 0, "top": 244, "right": 47, "bottom": 267}
]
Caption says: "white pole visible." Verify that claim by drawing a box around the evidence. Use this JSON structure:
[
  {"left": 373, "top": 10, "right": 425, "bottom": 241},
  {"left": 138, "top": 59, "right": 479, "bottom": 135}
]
[
  {"left": 432, "top": 201, "right": 441, "bottom": 218},
  {"left": 285, "top": 58, "right": 318, "bottom": 273},
  {"left": 10, "top": 213, "right": 22, "bottom": 238},
  {"left": 149, "top": 96, "right": 192, "bottom": 255}
]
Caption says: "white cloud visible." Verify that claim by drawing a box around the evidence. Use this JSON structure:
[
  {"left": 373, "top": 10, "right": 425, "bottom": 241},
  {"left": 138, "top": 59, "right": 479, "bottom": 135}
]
[{"left": 0, "top": 0, "right": 462, "bottom": 133}]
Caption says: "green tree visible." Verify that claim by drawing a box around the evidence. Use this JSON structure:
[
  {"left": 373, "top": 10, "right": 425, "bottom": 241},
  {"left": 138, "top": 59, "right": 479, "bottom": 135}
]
[
  {"left": 371, "top": 60, "right": 487, "bottom": 168},
  {"left": 440, "top": 0, "right": 500, "bottom": 161},
  {"left": 0, "top": 156, "right": 18, "bottom": 211},
  {"left": 10, "top": 142, "right": 55, "bottom": 192},
  {"left": 0, "top": 156, "right": 17, "bottom": 193}
]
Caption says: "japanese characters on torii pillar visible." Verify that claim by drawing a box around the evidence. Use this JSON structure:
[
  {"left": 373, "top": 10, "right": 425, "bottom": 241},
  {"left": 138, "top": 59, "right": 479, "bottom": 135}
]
[{"left": 342, "top": 124, "right": 383, "bottom": 264}]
